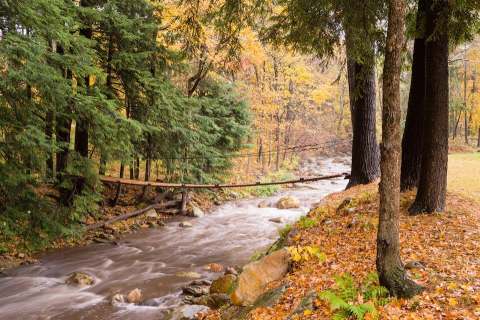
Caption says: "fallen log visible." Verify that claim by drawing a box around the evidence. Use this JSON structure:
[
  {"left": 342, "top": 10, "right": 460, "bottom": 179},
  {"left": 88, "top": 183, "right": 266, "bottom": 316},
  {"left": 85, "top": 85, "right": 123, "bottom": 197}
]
[{"left": 86, "top": 200, "right": 179, "bottom": 231}]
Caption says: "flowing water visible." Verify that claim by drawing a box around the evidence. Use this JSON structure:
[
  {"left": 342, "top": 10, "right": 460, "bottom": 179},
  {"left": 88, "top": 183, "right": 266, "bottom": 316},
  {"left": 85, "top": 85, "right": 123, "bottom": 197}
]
[{"left": 0, "top": 157, "right": 349, "bottom": 320}]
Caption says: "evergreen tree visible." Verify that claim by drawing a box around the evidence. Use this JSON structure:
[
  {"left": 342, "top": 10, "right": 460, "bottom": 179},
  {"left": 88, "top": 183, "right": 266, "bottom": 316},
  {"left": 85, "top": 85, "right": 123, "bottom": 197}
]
[{"left": 263, "top": 0, "right": 384, "bottom": 189}]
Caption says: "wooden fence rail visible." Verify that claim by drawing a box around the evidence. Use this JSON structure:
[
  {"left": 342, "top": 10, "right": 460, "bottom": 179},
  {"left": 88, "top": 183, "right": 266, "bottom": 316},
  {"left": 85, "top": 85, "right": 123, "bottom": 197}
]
[{"left": 100, "top": 173, "right": 349, "bottom": 189}]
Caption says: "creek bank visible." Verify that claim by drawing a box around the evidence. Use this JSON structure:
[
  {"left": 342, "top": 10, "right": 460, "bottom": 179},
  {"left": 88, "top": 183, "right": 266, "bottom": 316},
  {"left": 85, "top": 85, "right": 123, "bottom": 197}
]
[
  {"left": 0, "top": 156, "right": 351, "bottom": 319},
  {"left": 0, "top": 189, "right": 227, "bottom": 271},
  {"left": 180, "top": 247, "right": 292, "bottom": 319},
  {"left": 204, "top": 184, "right": 480, "bottom": 320}
]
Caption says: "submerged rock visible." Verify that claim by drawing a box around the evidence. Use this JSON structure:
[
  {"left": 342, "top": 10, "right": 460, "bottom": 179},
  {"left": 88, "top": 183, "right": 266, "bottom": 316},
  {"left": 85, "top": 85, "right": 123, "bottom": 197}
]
[
  {"left": 276, "top": 196, "right": 300, "bottom": 209},
  {"left": 231, "top": 249, "right": 290, "bottom": 306},
  {"left": 269, "top": 217, "right": 284, "bottom": 224},
  {"left": 179, "top": 221, "right": 193, "bottom": 228},
  {"left": 126, "top": 288, "right": 142, "bottom": 304},
  {"left": 111, "top": 293, "right": 125, "bottom": 305},
  {"left": 176, "top": 271, "right": 202, "bottom": 279},
  {"left": 257, "top": 200, "right": 270, "bottom": 208},
  {"left": 210, "top": 274, "right": 237, "bottom": 295},
  {"left": 65, "top": 272, "right": 95, "bottom": 287}
]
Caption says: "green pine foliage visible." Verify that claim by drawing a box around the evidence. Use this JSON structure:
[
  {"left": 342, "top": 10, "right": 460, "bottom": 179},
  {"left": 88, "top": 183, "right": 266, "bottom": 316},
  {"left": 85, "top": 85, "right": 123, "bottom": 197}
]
[{"left": 0, "top": 0, "right": 251, "bottom": 251}]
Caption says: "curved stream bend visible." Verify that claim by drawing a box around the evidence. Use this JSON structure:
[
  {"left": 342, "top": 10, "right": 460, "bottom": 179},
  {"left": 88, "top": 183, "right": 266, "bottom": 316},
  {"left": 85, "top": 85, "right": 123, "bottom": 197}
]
[{"left": 0, "top": 158, "right": 350, "bottom": 320}]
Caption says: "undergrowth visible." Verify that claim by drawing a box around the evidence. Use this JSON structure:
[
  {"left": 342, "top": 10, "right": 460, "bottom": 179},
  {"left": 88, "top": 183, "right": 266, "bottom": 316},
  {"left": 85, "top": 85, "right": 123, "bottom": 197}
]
[{"left": 319, "top": 273, "right": 389, "bottom": 320}]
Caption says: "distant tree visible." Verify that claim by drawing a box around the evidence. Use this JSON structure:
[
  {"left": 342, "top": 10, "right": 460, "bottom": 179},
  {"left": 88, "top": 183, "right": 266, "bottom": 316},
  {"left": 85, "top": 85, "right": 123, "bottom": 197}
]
[{"left": 377, "top": 0, "right": 423, "bottom": 298}]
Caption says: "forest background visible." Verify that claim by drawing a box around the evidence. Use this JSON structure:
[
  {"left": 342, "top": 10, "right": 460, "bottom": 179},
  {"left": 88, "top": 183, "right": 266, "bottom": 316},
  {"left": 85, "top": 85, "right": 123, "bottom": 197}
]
[{"left": 0, "top": 0, "right": 479, "bottom": 254}]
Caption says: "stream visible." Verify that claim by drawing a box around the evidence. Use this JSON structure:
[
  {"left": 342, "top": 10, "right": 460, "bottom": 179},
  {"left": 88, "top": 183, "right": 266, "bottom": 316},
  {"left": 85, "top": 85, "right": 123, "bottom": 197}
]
[{"left": 0, "top": 157, "right": 350, "bottom": 320}]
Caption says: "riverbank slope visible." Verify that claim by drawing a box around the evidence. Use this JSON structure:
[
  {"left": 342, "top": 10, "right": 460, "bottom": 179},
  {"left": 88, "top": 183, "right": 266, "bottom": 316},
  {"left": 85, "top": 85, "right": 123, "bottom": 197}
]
[{"left": 207, "top": 152, "right": 480, "bottom": 319}]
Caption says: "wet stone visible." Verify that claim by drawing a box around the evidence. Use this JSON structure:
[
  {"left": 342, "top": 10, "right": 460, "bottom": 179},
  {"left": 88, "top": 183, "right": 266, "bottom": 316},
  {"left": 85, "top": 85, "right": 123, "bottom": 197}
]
[
  {"left": 210, "top": 274, "right": 237, "bottom": 295},
  {"left": 126, "top": 288, "right": 142, "bottom": 304},
  {"left": 65, "top": 272, "right": 95, "bottom": 287},
  {"left": 179, "top": 221, "right": 193, "bottom": 228}
]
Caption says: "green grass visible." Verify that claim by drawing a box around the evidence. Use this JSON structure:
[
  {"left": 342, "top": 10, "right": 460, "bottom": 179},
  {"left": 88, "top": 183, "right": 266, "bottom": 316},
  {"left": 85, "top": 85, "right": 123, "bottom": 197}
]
[{"left": 448, "top": 152, "right": 480, "bottom": 201}]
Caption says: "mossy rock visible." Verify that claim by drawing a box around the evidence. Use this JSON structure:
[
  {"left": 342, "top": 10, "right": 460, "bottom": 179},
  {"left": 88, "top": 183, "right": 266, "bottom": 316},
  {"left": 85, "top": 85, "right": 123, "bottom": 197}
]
[
  {"left": 222, "top": 284, "right": 288, "bottom": 320},
  {"left": 210, "top": 274, "right": 237, "bottom": 295}
]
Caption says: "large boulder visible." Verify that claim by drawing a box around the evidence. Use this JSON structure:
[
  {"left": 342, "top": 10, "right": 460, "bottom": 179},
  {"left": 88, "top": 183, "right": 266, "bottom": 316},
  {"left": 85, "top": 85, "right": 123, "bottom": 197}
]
[
  {"left": 65, "top": 272, "right": 95, "bottom": 287},
  {"left": 231, "top": 249, "right": 290, "bottom": 306},
  {"left": 210, "top": 274, "right": 237, "bottom": 295},
  {"left": 276, "top": 196, "right": 300, "bottom": 209}
]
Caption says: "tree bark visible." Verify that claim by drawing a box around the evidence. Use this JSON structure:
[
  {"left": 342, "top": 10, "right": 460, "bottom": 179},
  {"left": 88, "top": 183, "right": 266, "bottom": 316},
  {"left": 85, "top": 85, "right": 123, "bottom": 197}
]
[
  {"left": 75, "top": 0, "right": 91, "bottom": 159},
  {"left": 409, "top": 0, "right": 449, "bottom": 214},
  {"left": 346, "top": 47, "right": 380, "bottom": 188},
  {"left": 120, "top": 162, "right": 125, "bottom": 179},
  {"left": 377, "top": 0, "right": 423, "bottom": 298},
  {"left": 56, "top": 114, "right": 72, "bottom": 177},
  {"left": 45, "top": 110, "right": 54, "bottom": 178},
  {"left": 477, "top": 127, "right": 480, "bottom": 148},
  {"left": 400, "top": 0, "right": 426, "bottom": 191}
]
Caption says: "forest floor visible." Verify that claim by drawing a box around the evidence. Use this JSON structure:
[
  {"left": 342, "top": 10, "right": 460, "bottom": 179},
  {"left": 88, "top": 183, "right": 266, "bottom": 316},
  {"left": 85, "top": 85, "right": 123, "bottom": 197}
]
[{"left": 213, "top": 151, "right": 480, "bottom": 320}]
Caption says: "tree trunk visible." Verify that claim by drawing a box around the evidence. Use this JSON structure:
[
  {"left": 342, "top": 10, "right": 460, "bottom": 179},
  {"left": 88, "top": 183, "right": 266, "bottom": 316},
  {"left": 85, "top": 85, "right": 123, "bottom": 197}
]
[
  {"left": 74, "top": 119, "right": 89, "bottom": 158},
  {"left": 453, "top": 111, "right": 461, "bottom": 139},
  {"left": 120, "top": 162, "right": 125, "bottom": 179},
  {"left": 56, "top": 115, "right": 72, "bottom": 177},
  {"left": 99, "top": 157, "right": 107, "bottom": 175},
  {"left": 346, "top": 47, "right": 380, "bottom": 188},
  {"left": 464, "top": 45, "right": 469, "bottom": 145},
  {"left": 477, "top": 127, "right": 480, "bottom": 148},
  {"left": 409, "top": 0, "right": 449, "bottom": 214},
  {"left": 75, "top": 0, "right": 91, "bottom": 160},
  {"left": 129, "top": 161, "right": 135, "bottom": 179},
  {"left": 400, "top": 0, "right": 426, "bottom": 191},
  {"left": 135, "top": 156, "right": 140, "bottom": 179},
  {"left": 377, "top": 0, "right": 423, "bottom": 298},
  {"left": 45, "top": 111, "right": 54, "bottom": 178}
]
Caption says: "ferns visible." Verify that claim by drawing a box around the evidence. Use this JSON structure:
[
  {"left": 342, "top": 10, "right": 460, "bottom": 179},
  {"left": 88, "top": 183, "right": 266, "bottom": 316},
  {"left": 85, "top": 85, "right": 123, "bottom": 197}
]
[
  {"left": 297, "top": 216, "right": 318, "bottom": 229},
  {"left": 319, "top": 273, "right": 389, "bottom": 320}
]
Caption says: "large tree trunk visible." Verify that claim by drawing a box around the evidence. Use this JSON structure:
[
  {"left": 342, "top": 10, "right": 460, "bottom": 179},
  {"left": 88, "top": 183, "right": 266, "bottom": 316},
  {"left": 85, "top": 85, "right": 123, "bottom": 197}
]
[
  {"left": 409, "top": 0, "right": 449, "bottom": 214},
  {"left": 377, "top": 0, "right": 423, "bottom": 298},
  {"left": 346, "top": 49, "right": 380, "bottom": 188},
  {"left": 400, "top": 0, "right": 426, "bottom": 191}
]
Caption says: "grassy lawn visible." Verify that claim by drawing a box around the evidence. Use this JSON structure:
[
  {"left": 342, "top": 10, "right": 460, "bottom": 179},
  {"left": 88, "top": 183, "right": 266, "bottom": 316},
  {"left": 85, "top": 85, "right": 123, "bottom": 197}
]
[{"left": 448, "top": 152, "right": 480, "bottom": 201}]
